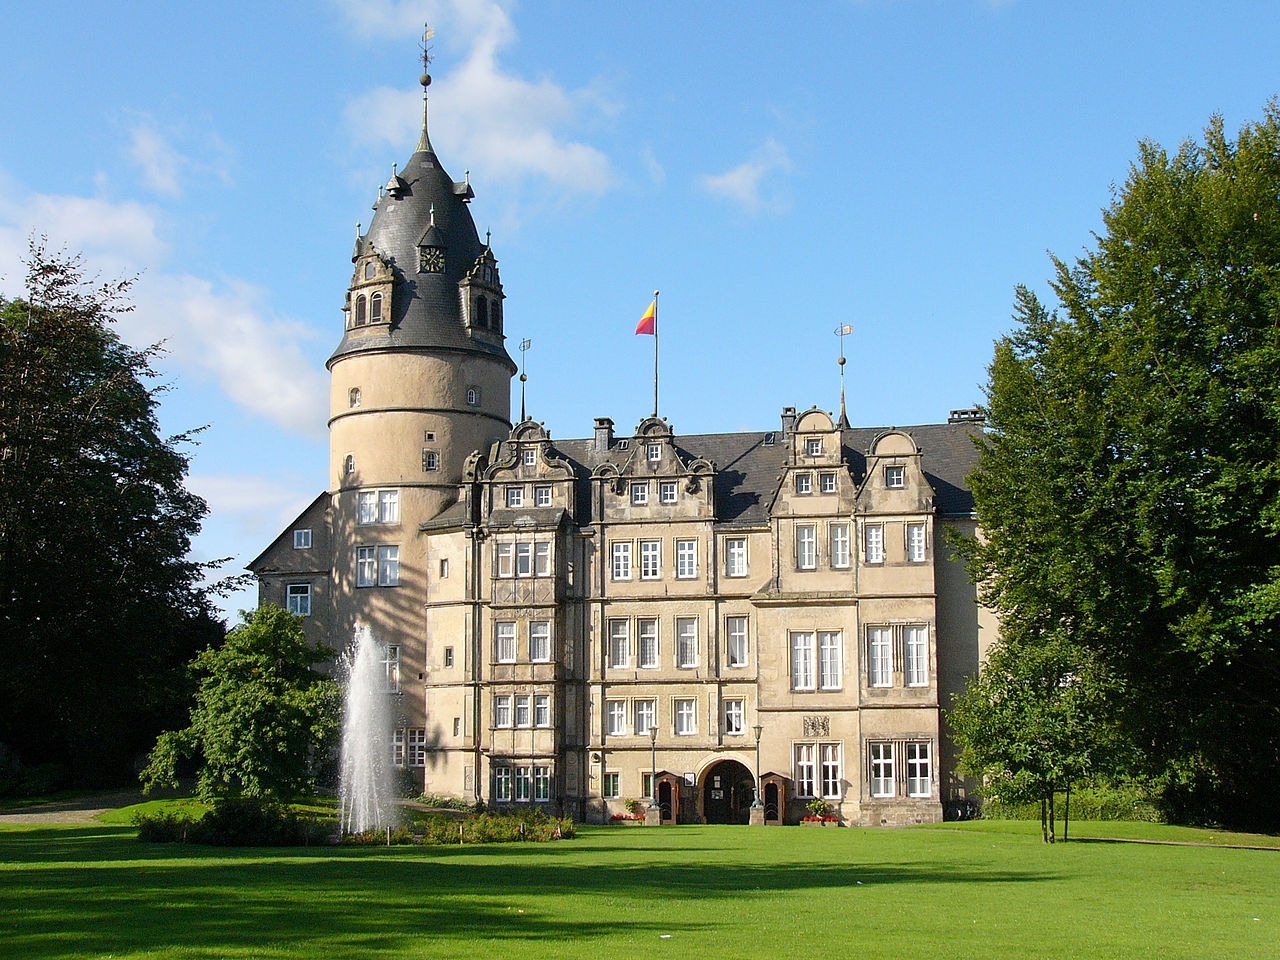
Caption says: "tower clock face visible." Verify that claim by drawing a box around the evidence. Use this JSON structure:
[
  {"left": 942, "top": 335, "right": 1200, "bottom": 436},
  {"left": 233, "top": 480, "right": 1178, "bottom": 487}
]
[{"left": 419, "top": 246, "right": 444, "bottom": 273}]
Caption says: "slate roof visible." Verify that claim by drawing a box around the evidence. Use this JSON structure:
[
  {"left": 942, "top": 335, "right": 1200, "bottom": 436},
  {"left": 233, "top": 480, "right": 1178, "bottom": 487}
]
[{"left": 328, "top": 129, "right": 513, "bottom": 371}]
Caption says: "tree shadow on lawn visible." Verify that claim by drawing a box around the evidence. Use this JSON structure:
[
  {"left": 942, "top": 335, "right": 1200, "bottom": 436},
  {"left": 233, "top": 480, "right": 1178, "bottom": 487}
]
[{"left": 0, "top": 824, "right": 1056, "bottom": 959}]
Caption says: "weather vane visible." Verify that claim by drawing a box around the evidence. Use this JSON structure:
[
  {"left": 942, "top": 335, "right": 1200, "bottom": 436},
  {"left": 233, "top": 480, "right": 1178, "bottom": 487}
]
[
  {"left": 519, "top": 339, "right": 532, "bottom": 422},
  {"left": 834, "top": 323, "right": 853, "bottom": 429}
]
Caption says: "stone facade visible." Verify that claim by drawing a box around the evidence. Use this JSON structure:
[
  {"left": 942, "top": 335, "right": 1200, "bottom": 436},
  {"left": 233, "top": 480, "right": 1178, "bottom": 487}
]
[{"left": 249, "top": 78, "right": 997, "bottom": 827}]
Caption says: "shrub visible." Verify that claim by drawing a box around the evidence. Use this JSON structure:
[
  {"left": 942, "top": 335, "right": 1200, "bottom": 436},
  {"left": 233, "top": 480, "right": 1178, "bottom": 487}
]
[
  {"left": 980, "top": 781, "right": 1164, "bottom": 823},
  {"left": 135, "top": 797, "right": 330, "bottom": 846},
  {"left": 419, "top": 792, "right": 471, "bottom": 811}
]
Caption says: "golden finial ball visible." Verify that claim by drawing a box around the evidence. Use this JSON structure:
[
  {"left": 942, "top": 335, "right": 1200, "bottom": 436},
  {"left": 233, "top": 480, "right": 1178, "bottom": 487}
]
[
  {"left": 520, "top": 373, "right": 528, "bottom": 382},
  {"left": 420, "top": 73, "right": 432, "bottom": 87}
]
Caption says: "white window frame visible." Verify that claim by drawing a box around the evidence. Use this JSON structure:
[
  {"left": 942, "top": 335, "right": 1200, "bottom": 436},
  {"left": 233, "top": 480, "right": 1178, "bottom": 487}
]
[
  {"left": 495, "top": 622, "right": 517, "bottom": 663},
  {"left": 723, "top": 699, "right": 745, "bottom": 736},
  {"left": 533, "top": 765, "right": 552, "bottom": 802},
  {"left": 676, "top": 539, "right": 697, "bottom": 579},
  {"left": 907, "top": 522, "right": 927, "bottom": 562},
  {"left": 603, "top": 698, "right": 623, "bottom": 735},
  {"left": 608, "top": 619, "right": 630, "bottom": 669},
  {"left": 393, "top": 729, "right": 405, "bottom": 766},
  {"left": 494, "top": 695, "right": 512, "bottom": 728},
  {"left": 286, "top": 583, "right": 311, "bottom": 617},
  {"left": 529, "top": 621, "right": 551, "bottom": 662},
  {"left": 640, "top": 539, "right": 662, "bottom": 580},
  {"left": 631, "top": 482, "right": 649, "bottom": 505},
  {"left": 535, "top": 485, "right": 552, "bottom": 507},
  {"left": 725, "top": 537, "right": 747, "bottom": 577},
  {"left": 377, "top": 545, "right": 399, "bottom": 586},
  {"left": 906, "top": 742, "right": 931, "bottom": 798},
  {"left": 522, "top": 448, "right": 536, "bottom": 466},
  {"left": 819, "top": 743, "right": 841, "bottom": 799},
  {"left": 357, "top": 489, "right": 399, "bottom": 525},
  {"left": 660, "top": 481, "right": 678, "bottom": 503},
  {"left": 806, "top": 437, "right": 823, "bottom": 456},
  {"left": 293, "top": 529, "right": 311, "bottom": 549},
  {"left": 791, "top": 632, "right": 816, "bottom": 691},
  {"left": 647, "top": 443, "right": 661, "bottom": 461},
  {"left": 830, "top": 522, "right": 850, "bottom": 569},
  {"left": 422, "top": 449, "right": 439, "bottom": 472},
  {"left": 885, "top": 464, "right": 905, "bottom": 488},
  {"left": 496, "top": 542, "right": 514, "bottom": 578},
  {"left": 534, "top": 694, "right": 551, "bottom": 727},
  {"left": 675, "top": 617, "right": 698, "bottom": 669},
  {"left": 864, "top": 523, "right": 884, "bottom": 564},
  {"left": 407, "top": 728, "right": 427, "bottom": 768},
  {"left": 383, "top": 643, "right": 400, "bottom": 692},
  {"left": 795, "top": 473, "right": 812, "bottom": 495},
  {"left": 796, "top": 524, "right": 817, "bottom": 570},
  {"left": 356, "top": 546, "right": 377, "bottom": 587},
  {"left": 868, "top": 626, "right": 892, "bottom": 687},
  {"left": 515, "top": 766, "right": 531, "bottom": 802},
  {"left": 535, "top": 541, "right": 551, "bottom": 577},
  {"left": 674, "top": 698, "right": 696, "bottom": 736},
  {"left": 611, "top": 542, "right": 632, "bottom": 580},
  {"left": 637, "top": 618, "right": 659, "bottom": 669},
  {"left": 514, "top": 695, "right": 531, "bottom": 728},
  {"left": 870, "top": 742, "right": 895, "bottom": 797},
  {"left": 634, "top": 699, "right": 656, "bottom": 736},
  {"left": 818, "top": 630, "right": 842, "bottom": 690},
  {"left": 905, "top": 625, "right": 929, "bottom": 686},
  {"left": 378, "top": 489, "right": 399, "bottom": 523},
  {"left": 819, "top": 472, "right": 837, "bottom": 494},
  {"left": 515, "top": 542, "right": 533, "bottom": 578},
  {"left": 726, "top": 615, "right": 748, "bottom": 668},
  {"left": 602, "top": 771, "right": 620, "bottom": 799},
  {"left": 794, "top": 743, "right": 816, "bottom": 798},
  {"left": 505, "top": 486, "right": 524, "bottom": 508}
]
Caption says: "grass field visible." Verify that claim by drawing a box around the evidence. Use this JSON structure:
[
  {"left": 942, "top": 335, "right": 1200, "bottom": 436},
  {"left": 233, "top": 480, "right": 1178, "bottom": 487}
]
[{"left": 2, "top": 813, "right": 1277, "bottom": 960}]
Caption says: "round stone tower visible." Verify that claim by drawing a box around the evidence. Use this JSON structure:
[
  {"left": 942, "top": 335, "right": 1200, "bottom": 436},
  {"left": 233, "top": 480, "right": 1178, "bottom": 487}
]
[{"left": 327, "top": 62, "right": 514, "bottom": 634}]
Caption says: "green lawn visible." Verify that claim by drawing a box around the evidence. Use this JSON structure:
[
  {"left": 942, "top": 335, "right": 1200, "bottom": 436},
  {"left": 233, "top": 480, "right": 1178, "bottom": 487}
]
[{"left": 1, "top": 815, "right": 1277, "bottom": 960}]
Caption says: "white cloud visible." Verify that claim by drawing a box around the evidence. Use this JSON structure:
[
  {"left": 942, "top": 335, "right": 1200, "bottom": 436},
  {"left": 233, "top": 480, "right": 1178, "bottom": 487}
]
[
  {"left": 128, "top": 122, "right": 187, "bottom": 197},
  {"left": 641, "top": 145, "right": 666, "bottom": 186},
  {"left": 188, "top": 473, "right": 320, "bottom": 537},
  {"left": 337, "top": 0, "right": 613, "bottom": 193},
  {"left": 700, "top": 139, "right": 794, "bottom": 214},
  {"left": 124, "top": 115, "right": 235, "bottom": 197},
  {"left": 0, "top": 180, "right": 326, "bottom": 437}
]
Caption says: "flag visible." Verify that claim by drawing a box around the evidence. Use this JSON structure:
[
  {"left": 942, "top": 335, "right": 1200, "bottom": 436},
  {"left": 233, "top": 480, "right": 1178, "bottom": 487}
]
[
  {"left": 636, "top": 300, "right": 656, "bottom": 335},
  {"left": 834, "top": 323, "right": 853, "bottom": 336}
]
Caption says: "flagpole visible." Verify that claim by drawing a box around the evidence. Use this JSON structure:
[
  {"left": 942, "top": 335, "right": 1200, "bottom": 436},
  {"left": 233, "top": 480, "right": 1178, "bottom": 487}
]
[{"left": 652, "top": 289, "right": 660, "bottom": 419}]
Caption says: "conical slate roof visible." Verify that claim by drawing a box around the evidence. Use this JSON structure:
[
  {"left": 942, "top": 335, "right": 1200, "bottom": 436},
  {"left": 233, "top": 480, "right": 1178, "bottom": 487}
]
[{"left": 328, "top": 105, "right": 513, "bottom": 371}]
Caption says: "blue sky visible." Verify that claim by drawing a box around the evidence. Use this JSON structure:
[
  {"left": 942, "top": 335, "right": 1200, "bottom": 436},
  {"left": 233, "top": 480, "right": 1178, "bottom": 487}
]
[{"left": 3, "top": 0, "right": 1277, "bottom": 623}]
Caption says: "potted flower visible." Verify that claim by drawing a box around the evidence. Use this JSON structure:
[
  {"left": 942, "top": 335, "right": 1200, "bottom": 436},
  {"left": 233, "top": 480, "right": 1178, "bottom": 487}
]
[{"left": 802, "top": 798, "right": 840, "bottom": 825}]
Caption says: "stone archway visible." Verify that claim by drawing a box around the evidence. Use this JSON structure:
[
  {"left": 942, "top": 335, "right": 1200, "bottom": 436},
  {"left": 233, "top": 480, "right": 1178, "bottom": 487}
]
[{"left": 701, "top": 759, "right": 755, "bottom": 824}]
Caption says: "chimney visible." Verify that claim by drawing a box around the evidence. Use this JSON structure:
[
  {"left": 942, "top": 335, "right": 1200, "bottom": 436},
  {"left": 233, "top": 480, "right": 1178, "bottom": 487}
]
[
  {"left": 948, "top": 408, "right": 985, "bottom": 424},
  {"left": 781, "top": 406, "right": 797, "bottom": 436},
  {"left": 593, "top": 417, "right": 615, "bottom": 455}
]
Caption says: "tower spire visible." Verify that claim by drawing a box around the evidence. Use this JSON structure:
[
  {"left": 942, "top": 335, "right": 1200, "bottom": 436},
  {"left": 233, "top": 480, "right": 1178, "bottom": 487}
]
[
  {"left": 835, "top": 323, "right": 852, "bottom": 430},
  {"left": 417, "top": 24, "right": 435, "bottom": 154}
]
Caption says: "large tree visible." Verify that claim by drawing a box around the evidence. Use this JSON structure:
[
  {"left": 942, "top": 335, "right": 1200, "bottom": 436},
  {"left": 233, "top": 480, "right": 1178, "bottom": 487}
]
[
  {"left": 961, "top": 104, "right": 1280, "bottom": 829},
  {"left": 0, "top": 242, "right": 222, "bottom": 786}
]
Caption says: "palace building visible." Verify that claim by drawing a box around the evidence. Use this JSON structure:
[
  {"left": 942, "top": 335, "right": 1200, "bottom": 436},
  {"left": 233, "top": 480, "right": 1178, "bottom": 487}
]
[{"left": 249, "top": 61, "right": 997, "bottom": 827}]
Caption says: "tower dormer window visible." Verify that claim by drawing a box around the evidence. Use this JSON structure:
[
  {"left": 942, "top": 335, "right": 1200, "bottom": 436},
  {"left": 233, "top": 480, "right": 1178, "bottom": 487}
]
[
  {"left": 492, "top": 299, "right": 502, "bottom": 332},
  {"left": 355, "top": 295, "right": 367, "bottom": 327},
  {"left": 885, "top": 465, "right": 905, "bottom": 488},
  {"left": 475, "top": 297, "right": 488, "bottom": 328},
  {"left": 370, "top": 292, "right": 383, "bottom": 322},
  {"left": 364, "top": 261, "right": 375, "bottom": 280}
]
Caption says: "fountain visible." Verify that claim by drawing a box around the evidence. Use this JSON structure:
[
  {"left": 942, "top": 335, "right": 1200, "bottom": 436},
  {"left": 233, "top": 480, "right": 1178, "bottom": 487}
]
[{"left": 338, "top": 624, "right": 398, "bottom": 833}]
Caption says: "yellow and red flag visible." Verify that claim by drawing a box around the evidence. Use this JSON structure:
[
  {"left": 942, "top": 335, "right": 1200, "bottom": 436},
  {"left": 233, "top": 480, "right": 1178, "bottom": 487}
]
[{"left": 636, "top": 300, "right": 656, "bottom": 335}]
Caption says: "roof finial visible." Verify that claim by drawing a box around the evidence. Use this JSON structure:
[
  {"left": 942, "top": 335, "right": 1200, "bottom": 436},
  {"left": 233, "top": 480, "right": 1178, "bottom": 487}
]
[
  {"left": 417, "top": 24, "right": 435, "bottom": 154},
  {"left": 486, "top": 228, "right": 492, "bottom": 247},
  {"left": 835, "top": 323, "right": 853, "bottom": 429}
]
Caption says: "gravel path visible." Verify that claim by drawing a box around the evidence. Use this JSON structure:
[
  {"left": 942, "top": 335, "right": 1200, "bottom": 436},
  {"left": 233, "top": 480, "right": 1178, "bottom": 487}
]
[{"left": 0, "top": 791, "right": 143, "bottom": 826}]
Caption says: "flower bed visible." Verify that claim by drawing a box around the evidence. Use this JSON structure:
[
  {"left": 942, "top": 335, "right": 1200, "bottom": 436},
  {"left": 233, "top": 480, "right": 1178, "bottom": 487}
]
[
  {"left": 610, "top": 813, "right": 645, "bottom": 823},
  {"left": 801, "top": 816, "right": 841, "bottom": 825}
]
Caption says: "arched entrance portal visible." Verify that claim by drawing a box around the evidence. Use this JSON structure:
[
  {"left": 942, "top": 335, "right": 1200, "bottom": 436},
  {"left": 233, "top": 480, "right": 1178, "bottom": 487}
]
[{"left": 701, "top": 760, "right": 755, "bottom": 824}]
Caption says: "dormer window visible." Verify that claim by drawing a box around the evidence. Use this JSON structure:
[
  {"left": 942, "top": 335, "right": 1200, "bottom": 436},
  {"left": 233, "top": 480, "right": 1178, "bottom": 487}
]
[
  {"left": 820, "top": 472, "right": 836, "bottom": 493},
  {"left": 364, "top": 261, "right": 376, "bottom": 280},
  {"left": 354, "top": 295, "right": 367, "bottom": 327},
  {"left": 885, "top": 465, "right": 905, "bottom": 488},
  {"left": 806, "top": 438, "right": 822, "bottom": 456},
  {"left": 523, "top": 449, "right": 536, "bottom": 466},
  {"left": 647, "top": 443, "right": 661, "bottom": 461},
  {"left": 475, "top": 297, "right": 489, "bottom": 328},
  {"left": 370, "top": 292, "right": 383, "bottom": 323},
  {"left": 795, "top": 474, "right": 812, "bottom": 495}
]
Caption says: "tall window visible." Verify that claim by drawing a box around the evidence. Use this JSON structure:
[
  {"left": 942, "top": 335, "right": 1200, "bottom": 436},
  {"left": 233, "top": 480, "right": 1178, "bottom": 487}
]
[
  {"left": 725, "top": 538, "right": 747, "bottom": 577},
  {"left": 422, "top": 449, "right": 438, "bottom": 472},
  {"left": 496, "top": 542, "right": 514, "bottom": 578},
  {"left": 906, "top": 743, "right": 931, "bottom": 797},
  {"left": 529, "top": 621, "right": 551, "bottom": 662},
  {"left": 796, "top": 524, "right": 817, "bottom": 570},
  {"left": 606, "top": 700, "right": 627, "bottom": 736},
  {"left": 870, "top": 742, "right": 895, "bottom": 797},
  {"left": 515, "top": 542, "right": 533, "bottom": 577},
  {"left": 726, "top": 616, "right": 748, "bottom": 667},
  {"left": 355, "top": 294, "right": 367, "bottom": 326},
  {"left": 676, "top": 618, "right": 698, "bottom": 668},
  {"left": 514, "top": 695, "right": 531, "bottom": 728},
  {"left": 865, "top": 523, "right": 884, "bottom": 564},
  {"left": 676, "top": 539, "right": 697, "bottom": 579},
  {"left": 830, "top": 523, "right": 850, "bottom": 568},
  {"left": 534, "top": 695, "right": 551, "bottom": 727},
  {"left": 466, "top": 386, "right": 480, "bottom": 406},
  {"left": 674, "top": 698, "right": 696, "bottom": 735},
  {"left": 611, "top": 542, "right": 632, "bottom": 580},
  {"left": 383, "top": 644, "right": 400, "bottom": 692},
  {"left": 640, "top": 540, "right": 661, "bottom": 579},
  {"left": 907, "top": 522, "right": 927, "bottom": 562},
  {"left": 533, "top": 766, "right": 551, "bottom": 802},
  {"left": 818, "top": 631, "right": 842, "bottom": 690},
  {"left": 356, "top": 546, "right": 376, "bottom": 586},
  {"left": 602, "top": 772, "right": 620, "bottom": 799},
  {"left": 660, "top": 481, "right": 678, "bottom": 503},
  {"left": 885, "top": 465, "right": 905, "bottom": 488},
  {"left": 868, "top": 627, "right": 892, "bottom": 686},
  {"left": 349, "top": 387, "right": 361, "bottom": 408},
  {"left": 608, "top": 620, "right": 629, "bottom": 669},
  {"left": 535, "top": 541, "right": 552, "bottom": 577},
  {"left": 791, "top": 632, "right": 815, "bottom": 691},
  {"left": 286, "top": 583, "right": 311, "bottom": 616},
  {"left": 819, "top": 743, "right": 841, "bottom": 798},
  {"left": 344, "top": 454, "right": 355, "bottom": 476},
  {"left": 495, "top": 622, "right": 516, "bottom": 663},
  {"left": 494, "top": 695, "right": 511, "bottom": 727},
  {"left": 638, "top": 618, "right": 658, "bottom": 669},
  {"left": 794, "top": 744, "right": 816, "bottom": 797},
  {"left": 392, "top": 730, "right": 405, "bottom": 766},
  {"left": 514, "top": 766, "right": 531, "bottom": 802},
  {"left": 631, "top": 482, "right": 648, "bottom": 505},
  {"left": 905, "top": 626, "right": 928, "bottom": 686},
  {"left": 369, "top": 292, "right": 383, "bottom": 322},
  {"left": 635, "top": 699, "right": 656, "bottom": 736},
  {"left": 378, "top": 546, "right": 399, "bottom": 586},
  {"left": 494, "top": 766, "right": 512, "bottom": 801},
  {"left": 723, "top": 699, "right": 744, "bottom": 736},
  {"left": 407, "top": 728, "right": 426, "bottom": 767}
]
